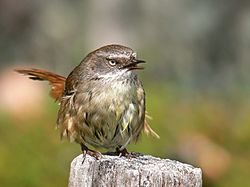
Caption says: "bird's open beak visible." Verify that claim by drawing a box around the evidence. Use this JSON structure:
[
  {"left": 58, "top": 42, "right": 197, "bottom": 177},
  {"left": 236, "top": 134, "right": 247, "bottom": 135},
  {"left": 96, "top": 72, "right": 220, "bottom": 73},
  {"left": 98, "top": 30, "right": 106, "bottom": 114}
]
[{"left": 121, "top": 59, "right": 146, "bottom": 70}]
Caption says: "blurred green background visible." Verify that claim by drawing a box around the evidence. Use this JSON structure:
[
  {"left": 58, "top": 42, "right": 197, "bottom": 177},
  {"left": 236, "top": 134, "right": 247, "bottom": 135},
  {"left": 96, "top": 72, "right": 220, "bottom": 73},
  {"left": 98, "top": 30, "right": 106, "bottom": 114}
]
[{"left": 1, "top": 0, "right": 250, "bottom": 186}]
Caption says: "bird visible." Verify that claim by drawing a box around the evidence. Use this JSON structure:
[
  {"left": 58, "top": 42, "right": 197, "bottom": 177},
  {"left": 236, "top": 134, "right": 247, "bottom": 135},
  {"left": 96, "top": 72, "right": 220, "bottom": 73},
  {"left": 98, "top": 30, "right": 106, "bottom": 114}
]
[{"left": 16, "top": 44, "right": 159, "bottom": 159}]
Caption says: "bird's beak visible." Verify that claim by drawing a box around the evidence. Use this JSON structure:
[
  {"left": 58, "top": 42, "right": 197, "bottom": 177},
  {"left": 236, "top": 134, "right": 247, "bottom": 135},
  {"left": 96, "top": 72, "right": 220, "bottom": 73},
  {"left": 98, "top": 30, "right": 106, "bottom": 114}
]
[{"left": 121, "top": 59, "right": 146, "bottom": 70}]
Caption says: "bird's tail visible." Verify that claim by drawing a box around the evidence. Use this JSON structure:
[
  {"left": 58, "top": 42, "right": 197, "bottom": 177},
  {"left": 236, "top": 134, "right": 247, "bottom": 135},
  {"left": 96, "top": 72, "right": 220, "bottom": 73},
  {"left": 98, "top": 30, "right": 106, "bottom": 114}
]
[{"left": 15, "top": 68, "right": 66, "bottom": 101}]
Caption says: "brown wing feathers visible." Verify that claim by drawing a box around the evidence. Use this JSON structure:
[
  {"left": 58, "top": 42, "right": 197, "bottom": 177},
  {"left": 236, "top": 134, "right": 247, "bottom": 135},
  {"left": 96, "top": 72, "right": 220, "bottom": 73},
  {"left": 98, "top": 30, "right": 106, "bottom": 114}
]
[{"left": 15, "top": 68, "right": 66, "bottom": 101}]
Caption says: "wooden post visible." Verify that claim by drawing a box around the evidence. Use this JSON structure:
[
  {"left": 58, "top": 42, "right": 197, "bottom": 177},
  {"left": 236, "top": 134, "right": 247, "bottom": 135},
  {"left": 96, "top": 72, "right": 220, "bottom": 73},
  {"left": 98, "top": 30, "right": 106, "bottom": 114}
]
[{"left": 69, "top": 154, "right": 202, "bottom": 187}]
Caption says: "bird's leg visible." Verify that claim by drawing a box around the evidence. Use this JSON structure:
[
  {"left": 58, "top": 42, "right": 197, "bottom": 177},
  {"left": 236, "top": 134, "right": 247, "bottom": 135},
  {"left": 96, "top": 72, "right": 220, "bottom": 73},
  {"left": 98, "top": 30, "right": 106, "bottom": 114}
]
[{"left": 80, "top": 143, "right": 102, "bottom": 163}]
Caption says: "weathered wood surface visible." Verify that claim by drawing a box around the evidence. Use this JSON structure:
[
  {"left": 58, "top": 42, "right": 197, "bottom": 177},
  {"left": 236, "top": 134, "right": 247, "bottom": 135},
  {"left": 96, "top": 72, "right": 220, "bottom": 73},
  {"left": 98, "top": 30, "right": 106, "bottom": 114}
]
[{"left": 69, "top": 154, "right": 202, "bottom": 187}]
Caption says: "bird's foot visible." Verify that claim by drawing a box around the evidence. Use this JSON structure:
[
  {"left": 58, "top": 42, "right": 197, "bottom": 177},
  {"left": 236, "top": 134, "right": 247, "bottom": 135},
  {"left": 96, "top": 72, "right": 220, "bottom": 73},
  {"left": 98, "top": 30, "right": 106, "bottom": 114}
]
[
  {"left": 116, "top": 148, "right": 140, "bottom": 159},
  {"left": 80, "top": 144, "right": 102, "bottom": 163}
]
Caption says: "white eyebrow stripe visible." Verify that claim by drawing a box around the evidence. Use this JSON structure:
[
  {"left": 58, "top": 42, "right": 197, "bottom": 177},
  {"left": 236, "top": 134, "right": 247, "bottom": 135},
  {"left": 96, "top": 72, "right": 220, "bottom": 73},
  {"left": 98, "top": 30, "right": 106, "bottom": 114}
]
[
  {"left": 107, "top": 52, "right": 136, "bottom": 59},
  {"left": 107, "top": 54, "right": 128, "bottom": 59}
]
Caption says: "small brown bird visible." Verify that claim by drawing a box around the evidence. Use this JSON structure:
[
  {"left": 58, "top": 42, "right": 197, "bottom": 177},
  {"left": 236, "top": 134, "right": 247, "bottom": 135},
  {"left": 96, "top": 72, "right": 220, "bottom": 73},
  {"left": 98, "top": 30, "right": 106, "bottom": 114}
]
[{"left": 16, "top": 44, "right": 158, "bottom": 159}]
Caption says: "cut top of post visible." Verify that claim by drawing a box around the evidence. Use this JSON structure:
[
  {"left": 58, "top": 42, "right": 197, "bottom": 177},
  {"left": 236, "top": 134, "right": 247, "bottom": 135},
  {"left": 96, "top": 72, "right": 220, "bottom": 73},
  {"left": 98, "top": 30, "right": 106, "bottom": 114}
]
[{"left": 69, "top": 154, "right": 202, "bottom": 187}]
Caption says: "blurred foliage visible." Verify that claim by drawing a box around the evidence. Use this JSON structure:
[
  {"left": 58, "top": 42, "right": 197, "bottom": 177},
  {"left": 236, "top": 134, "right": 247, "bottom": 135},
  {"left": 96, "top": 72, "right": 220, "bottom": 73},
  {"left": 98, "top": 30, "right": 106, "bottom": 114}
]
[{"left": 1, "top": 0, "right": 250, "bottom": 186}]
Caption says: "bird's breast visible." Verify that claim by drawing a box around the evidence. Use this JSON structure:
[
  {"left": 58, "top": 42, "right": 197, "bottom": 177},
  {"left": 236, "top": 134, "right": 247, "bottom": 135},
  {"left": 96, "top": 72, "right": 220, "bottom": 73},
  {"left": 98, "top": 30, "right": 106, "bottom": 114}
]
[{"left": 82, "top": 79, "right": 142, "bottom": 149}]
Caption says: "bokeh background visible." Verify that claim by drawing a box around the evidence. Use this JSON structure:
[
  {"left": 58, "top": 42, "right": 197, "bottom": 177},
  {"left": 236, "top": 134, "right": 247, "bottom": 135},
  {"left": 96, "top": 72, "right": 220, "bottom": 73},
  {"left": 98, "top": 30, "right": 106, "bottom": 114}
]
[{"left": 1, "top": 0, "right": 250, "bottom": 186}]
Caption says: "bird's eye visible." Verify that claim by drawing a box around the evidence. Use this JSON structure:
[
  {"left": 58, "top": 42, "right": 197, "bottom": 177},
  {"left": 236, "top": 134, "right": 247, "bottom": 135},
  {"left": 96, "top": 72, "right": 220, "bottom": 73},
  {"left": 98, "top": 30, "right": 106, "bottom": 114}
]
[{"left": 108, "top": 59, "right": 117, "bottom": 66}]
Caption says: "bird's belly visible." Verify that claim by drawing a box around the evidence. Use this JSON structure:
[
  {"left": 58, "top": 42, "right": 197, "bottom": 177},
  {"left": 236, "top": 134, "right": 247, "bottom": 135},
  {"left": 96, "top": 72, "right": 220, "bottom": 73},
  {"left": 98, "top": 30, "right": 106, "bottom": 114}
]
[
  {"left": 82, "top": 100, "right": 140, "bottom": 149},
  {"left": 84, "top": 123, "right": 131, "bottom": 149}
]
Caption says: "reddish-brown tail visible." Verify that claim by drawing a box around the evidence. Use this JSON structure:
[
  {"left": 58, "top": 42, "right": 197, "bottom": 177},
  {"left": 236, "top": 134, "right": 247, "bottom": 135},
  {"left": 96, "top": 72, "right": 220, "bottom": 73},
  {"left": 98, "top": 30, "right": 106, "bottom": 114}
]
[{"left": 15, "top": 68, "right": 66, "bottom": 101}]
